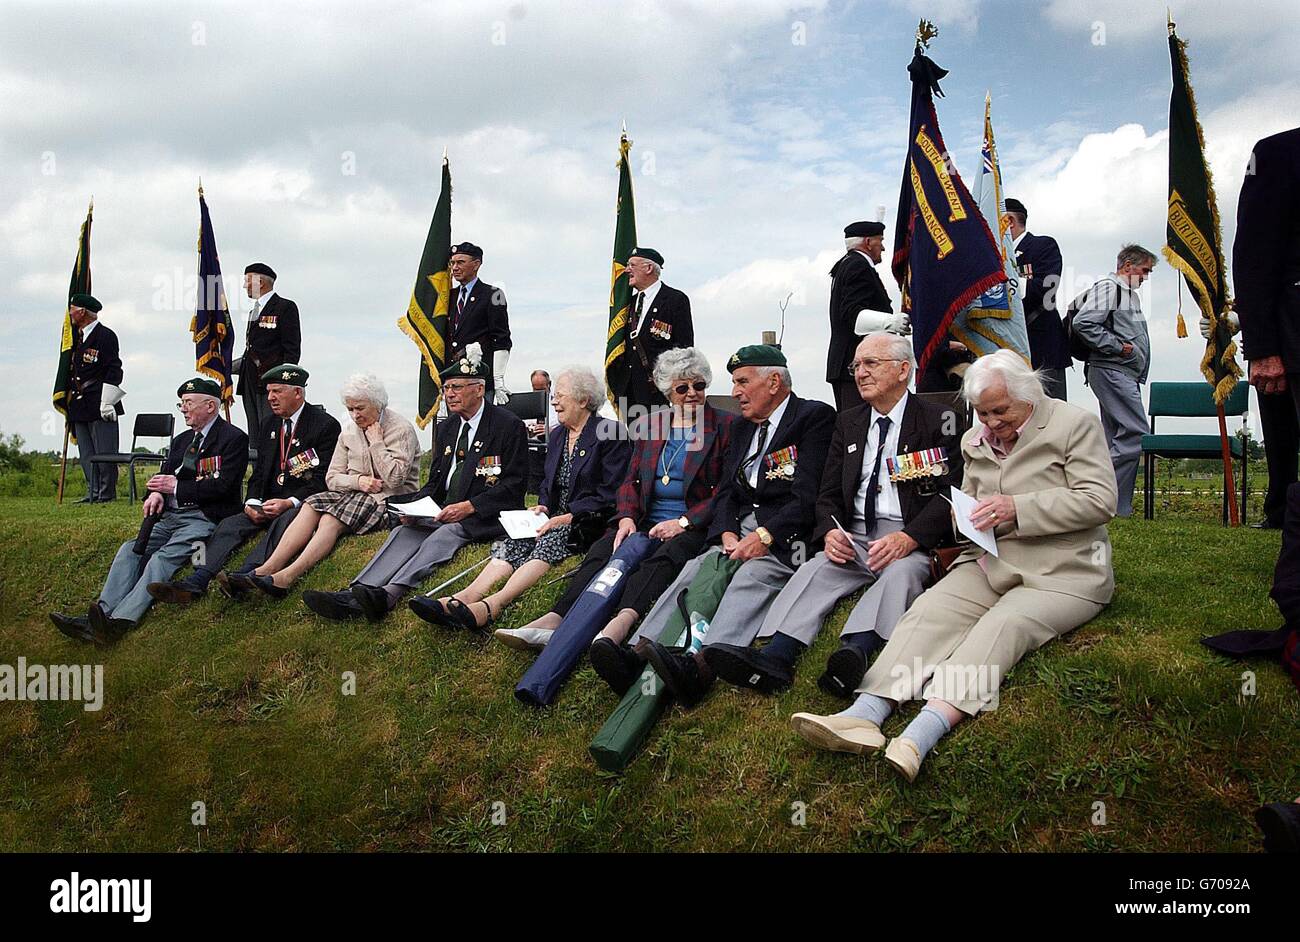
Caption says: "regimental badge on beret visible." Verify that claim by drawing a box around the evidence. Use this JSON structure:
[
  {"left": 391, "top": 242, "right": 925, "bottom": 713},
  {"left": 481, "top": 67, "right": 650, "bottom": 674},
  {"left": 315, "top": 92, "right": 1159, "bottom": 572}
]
[
  {"left": 727, "top": 344, "right": 788, "bottom": 372},
  {"left": 629, "top": 246, "right": 665, "bottom": 267},
  {"left": 178, "top": 377, "right": 222, "bottom": 398},
  {"left": 260, "top": 363, "right": 308, "bottom": 386},
  {"left": 450, "top": 242, "right": 483, "bottom": 260}
]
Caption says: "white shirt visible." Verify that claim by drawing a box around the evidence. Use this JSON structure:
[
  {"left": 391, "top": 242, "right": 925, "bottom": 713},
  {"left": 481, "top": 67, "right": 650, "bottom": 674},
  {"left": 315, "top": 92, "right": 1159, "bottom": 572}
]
[
  {"left": 247, "top": 290, "right": 276, "bottom": 323},
  {"left": 630, "top": 279, "right": 663, "bottom": 338},
  {"left": 854, "top": 391, "right": 908, "bottom": 524},
  {"left": 444, "top": 400, "right": 486, "bottom": 490},
  {"left": 744, "top": 393, "right": 791, "bottom": 490},
  {"left": 80, "top": 319, "right": 100, "bottom": 340}
]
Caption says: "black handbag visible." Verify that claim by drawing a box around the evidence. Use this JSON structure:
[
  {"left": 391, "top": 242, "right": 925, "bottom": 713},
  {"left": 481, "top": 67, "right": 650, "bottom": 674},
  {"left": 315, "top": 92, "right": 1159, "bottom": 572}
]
[{"left": 566, "top": 509, "right": 613, "bottom": 554}]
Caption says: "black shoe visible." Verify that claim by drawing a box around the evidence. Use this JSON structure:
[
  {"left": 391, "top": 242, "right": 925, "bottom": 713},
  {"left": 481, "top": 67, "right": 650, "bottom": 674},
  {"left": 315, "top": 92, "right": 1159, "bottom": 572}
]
[
  {"left": 408, "top": 595, "right": 449, "bottom": 626},
  {"left": 636, "top": 639, "right": 714, "bottom": 708},
  {"left": 147, "top": 577, "right": 205, "bottom": 605},
  {"left": 1251, "top": 520, "right": 1283, "bottom": 530},
  {"left": 703, "top": 643, "right": 794, "bottom": 695},
  {"left": 216, "top": 571, "right": 252, "bottom": 600},
  {"left": 818, "top": 646, "right": 869, "bottom": 698},
  {"left": 302, "top": 589, "right": 366, "bottom": 621},
  {"left": 86, "top": 601, "right": 132, "bottom": 642},
  {"left": 350, "top": 584, "right": 392, "bottom": 623},
  {"left": 1256, "top": 802, "right": 1300, "bottom": 853},
  {"left": 588, "top": 637, "right": 645, "bottom": 697},
  {"left": 249, "top": 574, "right": 289, "bottom": 600},
  {"left": 50, "top": 612, "right": 102, "bottom": 646}
]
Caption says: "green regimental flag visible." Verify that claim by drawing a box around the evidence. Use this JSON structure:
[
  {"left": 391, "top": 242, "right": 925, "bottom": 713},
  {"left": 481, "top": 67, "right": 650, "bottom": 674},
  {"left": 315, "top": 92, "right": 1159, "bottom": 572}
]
[
  {"left": 1164, "top": 20, "right": 1241, "bottom": 404},
  {"left": 603, "top": 131, "right": 638, "bottom": 412},
  {"left": 398, "top": 157, "right": 453, "bottom": 429},
  {"left": 52, "top": 199, "right": 93, "bottom": 427}
]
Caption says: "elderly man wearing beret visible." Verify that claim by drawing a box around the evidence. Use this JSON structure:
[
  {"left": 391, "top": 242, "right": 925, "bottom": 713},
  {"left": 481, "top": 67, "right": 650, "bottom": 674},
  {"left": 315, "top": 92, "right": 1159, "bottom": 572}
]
[
  {"left": 64, "top": 293, "right": 126, "bottom": 502},
  {"left": 234, "top": 262, "right": 301, "bottom": 434},
  {"left": 620, "top": 246, "right": 694, "bottom": 416},
  {"left": 50, "top": 378, "right": 249, "bottom": 644},
  {"left": 447, "top": 242, "right": 513, "bottom": 404},
  {"left": 147, "top": 364, "right": 340, "bottom": 604},
  {"left": 827, "top": 222, "right": 893, "bottom": 411}
]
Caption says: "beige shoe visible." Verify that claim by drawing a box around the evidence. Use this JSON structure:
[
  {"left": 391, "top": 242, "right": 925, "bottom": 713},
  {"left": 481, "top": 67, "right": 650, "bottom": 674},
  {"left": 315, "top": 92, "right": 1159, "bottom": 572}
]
[
  {"left": 790, "top": 712, "right": 885, "bottom": 755},
  {"left": 883, "top": 736, "right": 923, "bottom": 782},
  {"left": 493, "top": 626, "right": 553, "bottom": 652}
]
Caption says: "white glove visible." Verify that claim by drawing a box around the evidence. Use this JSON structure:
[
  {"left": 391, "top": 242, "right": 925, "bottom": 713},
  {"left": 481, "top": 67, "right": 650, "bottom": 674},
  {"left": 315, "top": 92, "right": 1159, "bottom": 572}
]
[
  {"left": 100, "top": 383, "right": 125, "bottom": 422},
  {"left": 492, "top": 349, "right": 511, "bottom": 404},
  {"left": 1199, "top": 311, "right": 1239, "bottom": 340},
  {"left": 854, "top": 308, "right": 911, "bottom": 336}
]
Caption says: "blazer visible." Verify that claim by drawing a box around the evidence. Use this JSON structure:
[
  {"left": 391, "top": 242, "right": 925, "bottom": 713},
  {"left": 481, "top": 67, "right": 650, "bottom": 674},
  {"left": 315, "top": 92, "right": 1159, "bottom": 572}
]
[
  {"left": 615, "top": 405, "right": 737, "bottom": 531},
  {"left": 955, "top": 396, "right": 1117, "bottom": 603},
  {"left": 325, "top": 408, "right": 421, "bottom": 506},
  {"left": 163, "top": 415, "right": 250, "bottom": 523},
  {"left": 236, "top": 294, "right": 302, "bottom": 395},
  {"left": 448, "top": 278, "right": 512, "bottom": 363},
  {"left": 538, "top": 415, "right": 630, "bottom": 517},
  {"left": 67, "top": 321, "right": 125, "bottom": 423},
  {"left": 390, "top": 400, "right": 529, "bottom": 541},
  {"left": 245, "top": 403, "right": 342, "bottom": 504},
  {"left": 708, "top": 393, "right": 837, "bottom": 566},
  {"left": 827, "top": 252, "right": 891, "bottom": 383},
  {"left": 812, "top": 394, "right": 963, "bottom": 550},
  {"left": 1015, "top": 232, "right": 1070, "bottom": 371},
  {"left": 1234, "top": 127, "right": 1300, "bottom": 371}
]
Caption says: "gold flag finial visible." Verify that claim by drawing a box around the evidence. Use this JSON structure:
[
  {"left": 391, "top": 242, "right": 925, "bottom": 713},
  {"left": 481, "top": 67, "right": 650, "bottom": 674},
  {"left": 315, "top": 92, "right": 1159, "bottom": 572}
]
[
  {"left": 1167, "top": 9, "right": 1175, "bottom": 35},
  {"left": 198, "top": 176, "right": 203, "bottom": 196},
  {"left": 916, "top": 19, "right": 939, "bottom": 49},
  {"left": 442, "top": 144, "right": 448, "bottom": 163}
]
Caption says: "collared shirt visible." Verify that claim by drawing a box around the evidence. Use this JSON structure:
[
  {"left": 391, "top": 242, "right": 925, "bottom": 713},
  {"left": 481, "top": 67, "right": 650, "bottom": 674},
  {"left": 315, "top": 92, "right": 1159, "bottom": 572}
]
[
  {"left": 249, "top": 402, "right": 307, "bottom": 507},
  {"left": 1011, "top": 230, "right": 1027, "bottom": 252},
  {"left": 453, "top": 276, "right": 479, "bottom": 308},
  {"left": 445, "top": 400, "right": 486, "bottom": 490},
  {"left": 247, "top": 290, "right": 276, "bottom": 322},
  {"left": 854, "top": 391, "right": 908, "bottom": 523},
  {"left": 79, "top": 319, "right": 100, "bottom": 341},
  {"left": 631, "top": 279, "right": 663, "bottom": 337},
  {"left": 971, "top": 403, "right": 1035, "bottom": 461},
  {"left": 169, "top": 413, "right": 220, "bottom": 509},
  {"left": 744, "top": 393, "right": 790, "bottom": 490}
]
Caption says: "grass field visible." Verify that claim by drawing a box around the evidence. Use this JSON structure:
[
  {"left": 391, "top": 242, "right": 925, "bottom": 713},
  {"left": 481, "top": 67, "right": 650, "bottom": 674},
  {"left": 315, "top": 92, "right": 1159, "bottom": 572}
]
[{"left": 1, "top": 486, "right": 1297, "bottom": 852}]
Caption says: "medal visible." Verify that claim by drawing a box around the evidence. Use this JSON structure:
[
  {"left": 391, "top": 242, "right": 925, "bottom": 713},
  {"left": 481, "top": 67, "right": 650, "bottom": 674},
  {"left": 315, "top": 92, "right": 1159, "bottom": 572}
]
[
  {"left": 276, "top": 472, "right": 285, "bottom": 485},
  {"left": 662, "top": 474, "right": 671, "bottom": 485}
]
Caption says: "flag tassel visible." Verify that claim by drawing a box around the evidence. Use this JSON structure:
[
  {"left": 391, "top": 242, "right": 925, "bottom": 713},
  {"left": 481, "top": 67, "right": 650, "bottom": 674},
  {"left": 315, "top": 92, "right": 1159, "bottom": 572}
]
[{"left": 1176, "top": 275, "right": 1188, "bottom": 338}]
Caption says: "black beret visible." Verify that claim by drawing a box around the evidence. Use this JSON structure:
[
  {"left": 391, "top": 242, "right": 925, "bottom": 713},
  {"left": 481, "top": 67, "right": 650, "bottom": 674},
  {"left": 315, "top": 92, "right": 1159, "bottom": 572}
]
[
  {"left": 69, "top": 293, "right": 102, "bottom": 313},
  {"left": 178, "top": 377, "right": 222, "bottom": 398},
  {"left": 727, "top": 344, "right": 787, "bottom": 372},
  {"left": 629, "top": 247, "right": 665, "bottom": 267},
  {"left": 260, "top": 363, "right": 308, "bottom": 387},
  {"left": 1003, "top": 198, "right": 1027, "bottom": 218},
  {"left": 844, "top": 221, "right": 885, "bottom": 238},
  {"left": 244, "top": 262, "right": 277, "bottom": 280},
  {"left": 450, "top": 242, "right": 483, "bottom": 260}
]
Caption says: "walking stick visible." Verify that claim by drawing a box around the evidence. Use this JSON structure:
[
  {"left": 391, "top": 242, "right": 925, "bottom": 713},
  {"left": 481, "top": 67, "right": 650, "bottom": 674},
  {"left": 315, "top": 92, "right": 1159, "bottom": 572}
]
[
  {"left": 423, "top": 556, "right": 491, "bottom": 597},
  {"left": 56, "top": 424, "right": 70, "bottom": 504}
]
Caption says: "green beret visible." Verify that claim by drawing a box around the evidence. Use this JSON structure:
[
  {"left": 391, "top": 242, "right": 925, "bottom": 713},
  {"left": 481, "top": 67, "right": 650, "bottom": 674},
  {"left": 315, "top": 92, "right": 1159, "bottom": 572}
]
[
  {"left": 727, "top": 344, "right": 787, "bottom": 372},
  {"left": 629, "top": 247, "right": 664, "bottom": 267},
  {"left": 439, "top": 355, "right": 490, "bottom": 383},
  {"left": 260, "top": 363, "right": 308, "bottom": 386},
  {"left": 178, "top": 377, "right": 222, "bottom": 398},
  {"left": 69, "top": 293, "right": 102, "bottom": 313}
]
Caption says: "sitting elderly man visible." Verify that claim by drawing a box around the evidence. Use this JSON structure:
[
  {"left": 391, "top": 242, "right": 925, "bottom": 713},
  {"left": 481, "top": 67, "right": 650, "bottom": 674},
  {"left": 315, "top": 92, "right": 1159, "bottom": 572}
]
[
  {"left": 705, "top": 331, "right": 964, "bottom": 696},
  {"left": 147, "top": 364, "right": 340, "bottom": 604},
  {"left": 791, "top": 350, "right": 1117, "bottom": 781},
  {"left": 596, "top": 344, "right": 835, "bottom": 704},
  {"left": 303, "top": 352, "right": 528, "bottom": 622},
  {"left": 50, "top": 378, "right": 249, "bottom": 644}
]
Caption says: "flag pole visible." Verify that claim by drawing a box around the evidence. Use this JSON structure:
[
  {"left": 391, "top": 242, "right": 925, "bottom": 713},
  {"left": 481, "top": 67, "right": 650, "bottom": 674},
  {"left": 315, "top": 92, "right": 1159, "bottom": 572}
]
[
  {"left": 56, "top": 425, "right": 70, "bottom": 504},
  {"left": 1217, "top": 403, "right": 1240, "bottom": 525}
]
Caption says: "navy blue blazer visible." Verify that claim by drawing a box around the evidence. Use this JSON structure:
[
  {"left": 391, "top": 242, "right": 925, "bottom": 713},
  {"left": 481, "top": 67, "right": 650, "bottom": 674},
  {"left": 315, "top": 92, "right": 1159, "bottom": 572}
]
[
  {"left": 538, "top": 415, "right": 630, "bottom": 516},
  {"left": 1015, "top": 232, "right": 1070, "bottom": 371},
  {"left": 708, "top": 393, "right": 837, "bottom": 566},
  {"left": 160, "top": 415, "right": 250, "bottom": 522}
]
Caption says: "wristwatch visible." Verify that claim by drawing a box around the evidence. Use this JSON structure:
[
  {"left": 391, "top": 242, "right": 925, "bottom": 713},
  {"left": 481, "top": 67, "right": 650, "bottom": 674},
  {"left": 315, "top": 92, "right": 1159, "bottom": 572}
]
[
  {"left": 677, "top": 515, "right": 691, "bottom": 530},
  {"left": 756, "top": 526, "right": 774, "bottom": 546}
]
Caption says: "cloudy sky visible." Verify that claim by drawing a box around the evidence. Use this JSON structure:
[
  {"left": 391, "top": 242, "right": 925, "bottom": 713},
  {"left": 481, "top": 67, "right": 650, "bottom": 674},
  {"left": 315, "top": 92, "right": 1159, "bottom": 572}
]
[{"left": 2, "top": 0, "right": 1297, "bottom": 451}]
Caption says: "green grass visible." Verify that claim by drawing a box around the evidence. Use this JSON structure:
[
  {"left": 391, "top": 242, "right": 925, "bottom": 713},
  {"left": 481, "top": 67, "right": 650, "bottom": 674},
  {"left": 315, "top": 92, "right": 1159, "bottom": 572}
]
[{"left": 0, "top": 489, "right": 1297, "bottom": 852}]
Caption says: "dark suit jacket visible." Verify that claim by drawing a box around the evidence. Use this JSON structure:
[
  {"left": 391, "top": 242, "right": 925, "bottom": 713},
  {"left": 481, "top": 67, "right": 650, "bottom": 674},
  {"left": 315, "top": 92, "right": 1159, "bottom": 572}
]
[
  {"left": 67, "top": 321, "right": 125, "bottom": 423},
  {"left": 236, "top": 294, "right": 302, "bottom": 395},
  {"left": 708, "top": 393, "right": 836, "bottom": 566},
  {"left": 812, "top": 394, "right": 963, "bottom": 550},
  {"left": 390, "top": 401, "right": 529, "bottom": 541},
  {"left": 1015, "top": 233, "right": 1070, "bottom": 371},
  {"left": 448, "top": 278, "right": 512, "bottom": 364},
  {"left": 626, "top": 283, "right": 694, "bottom": 409},
  {"left": 615, "top": 405, "right": 737, "bottom": 530},
  {"left": 827, "top": 252, "right": 891, "bottom": 383},
  {"left": 1235, "top": 127, "right": 1300, "bottom": 371},
  {"left": 162, "top": 416, "right": 250, "bottom": 522},
  {"left": 538, "top": 416, "right": 630, "bottom": 517},
  {"left": 245, "top": 403, "right": 341, "bottom": 503}
]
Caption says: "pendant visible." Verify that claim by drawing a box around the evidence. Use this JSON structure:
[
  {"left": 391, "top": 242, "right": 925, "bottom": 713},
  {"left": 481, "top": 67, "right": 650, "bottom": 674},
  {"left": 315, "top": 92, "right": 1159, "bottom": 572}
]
[
  {"left": 661, "top": 474, "right": 671, "bottom": 485},
  {"left": 276, "top": 472, "right": 285, "bottom": 485}
]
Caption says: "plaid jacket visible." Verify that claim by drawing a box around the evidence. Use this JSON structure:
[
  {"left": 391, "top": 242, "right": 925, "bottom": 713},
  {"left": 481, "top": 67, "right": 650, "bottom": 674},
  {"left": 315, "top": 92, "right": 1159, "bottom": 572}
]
[{"left": 615, "top": 404, "right": 736, "bottom": 531}]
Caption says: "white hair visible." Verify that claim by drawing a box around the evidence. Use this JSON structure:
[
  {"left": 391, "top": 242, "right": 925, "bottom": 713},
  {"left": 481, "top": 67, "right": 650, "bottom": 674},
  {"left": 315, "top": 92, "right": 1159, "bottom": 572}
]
[
  {"left": 653, "top": 346, "right": 713, "bottom": 395},
  {"left": 339, "top": 372, "right": 389, "bottom": 410},
  {"left": 861, "top": 331, "right": 916, "bottom": 374},
  {"left": 962, "top": 349, "right": 1045, "bottom": 406},
  {"left": 555, "top": 366, "right": 605, "bottom": 413},
  {"left": 755, "top": 365, "right": 793, "bottom": 389},
  {"left": 845, "top": 236, "right": 866, "bottom": 251}
]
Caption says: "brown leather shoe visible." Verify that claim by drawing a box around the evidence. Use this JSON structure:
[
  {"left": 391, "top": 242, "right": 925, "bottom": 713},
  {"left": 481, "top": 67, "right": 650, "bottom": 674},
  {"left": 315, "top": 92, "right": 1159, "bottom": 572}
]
[{"left": 146, "top": 580, "right": 202, "bottom": 604}]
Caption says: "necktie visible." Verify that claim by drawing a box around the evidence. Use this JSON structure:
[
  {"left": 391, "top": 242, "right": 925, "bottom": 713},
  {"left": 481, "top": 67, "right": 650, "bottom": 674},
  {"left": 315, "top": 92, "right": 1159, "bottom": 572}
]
[
  {"left": 862, "top": 415, "right": 892, "bottom": 527},
  {"left": 182, "top": 431, "right": 204, "bottom": 473},
  {"left": 737, "top": 420, "right": 770, "bottom": 491},
  {"left": 455, "top": 286, "right": 467, "bottom": 332},
  {"left": 447, "top": 420, "right": 472, "bottom": 501},
  {"left": 629, "top": 292, "right": 645, "bottom": 338}
]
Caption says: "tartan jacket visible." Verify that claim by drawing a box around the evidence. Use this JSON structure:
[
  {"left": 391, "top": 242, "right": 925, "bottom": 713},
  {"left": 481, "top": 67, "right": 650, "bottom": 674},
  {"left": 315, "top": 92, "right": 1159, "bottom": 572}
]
[{"left": 614, "top": 404, "right": 736, "bottom": 531}]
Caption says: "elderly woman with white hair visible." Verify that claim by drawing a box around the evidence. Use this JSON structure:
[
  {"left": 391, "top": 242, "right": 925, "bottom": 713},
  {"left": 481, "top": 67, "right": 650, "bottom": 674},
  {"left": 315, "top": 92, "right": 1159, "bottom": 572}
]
[
  {"left": 414, "top": 366, "right": 630, "bottom": 632},
  {"left": 791, "top": 349, "right": 1117, "bottom": 781},
  {"left": 229, "top": 373, "right": 420, "bottom": 597}
]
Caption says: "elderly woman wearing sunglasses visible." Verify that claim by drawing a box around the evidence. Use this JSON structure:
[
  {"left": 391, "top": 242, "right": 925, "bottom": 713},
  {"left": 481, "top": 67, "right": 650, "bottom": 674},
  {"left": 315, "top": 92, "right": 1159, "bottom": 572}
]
[{"left": 495, "top": 347, "right": 736, "bottom": 652}]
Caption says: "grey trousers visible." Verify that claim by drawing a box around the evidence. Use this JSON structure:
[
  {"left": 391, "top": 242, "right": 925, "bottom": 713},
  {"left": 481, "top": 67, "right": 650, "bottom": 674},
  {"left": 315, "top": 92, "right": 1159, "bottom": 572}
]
[
  {"left": 1087, "top": 365, "right": 1146, "bottom": 517},
  {"left": 74, "top": 419, "right": 119, "bottom": 501},
  {"left": 99, "top": 509, "right": 215, "bottom": 623},
  {"left": 759, "top": 519, "right": 930, "bottom": 644},
  {"left": 352, "top": 521, "right": 471, "bottom": 593}
]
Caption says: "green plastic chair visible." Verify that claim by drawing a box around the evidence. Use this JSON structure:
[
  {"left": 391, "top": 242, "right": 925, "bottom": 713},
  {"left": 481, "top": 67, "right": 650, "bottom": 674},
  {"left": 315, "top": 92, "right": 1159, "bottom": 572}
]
[{"left": 1140, "top": 381, "right": 1249, "bottom": 523}]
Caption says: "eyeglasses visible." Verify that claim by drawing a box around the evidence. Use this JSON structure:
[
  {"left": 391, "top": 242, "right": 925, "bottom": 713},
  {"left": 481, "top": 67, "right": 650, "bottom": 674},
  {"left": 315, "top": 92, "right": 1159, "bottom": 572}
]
[
  {"left": 443, "top": 382, "right": 478, "bottom": 393},
  {"left": 673, "top": 381, "right": 708, "bottom": 395},
  {"left": 176, "top": 400, "right": 208, "bottom": 411},
  {"left": 848, "top": 358, "right": 904, "bottom": 375}
]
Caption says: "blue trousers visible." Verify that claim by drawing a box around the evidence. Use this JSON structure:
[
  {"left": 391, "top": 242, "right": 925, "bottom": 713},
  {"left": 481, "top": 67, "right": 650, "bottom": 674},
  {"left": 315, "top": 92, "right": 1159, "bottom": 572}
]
[{"left": 98, "top": 509, "right": 215, "bottom": 623}]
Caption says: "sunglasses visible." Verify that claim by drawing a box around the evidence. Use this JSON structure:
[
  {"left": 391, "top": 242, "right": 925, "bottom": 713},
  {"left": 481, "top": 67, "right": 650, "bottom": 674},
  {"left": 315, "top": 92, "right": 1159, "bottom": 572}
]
[{"left": 673, "top": 381, "right": 708, "bottom": 395}]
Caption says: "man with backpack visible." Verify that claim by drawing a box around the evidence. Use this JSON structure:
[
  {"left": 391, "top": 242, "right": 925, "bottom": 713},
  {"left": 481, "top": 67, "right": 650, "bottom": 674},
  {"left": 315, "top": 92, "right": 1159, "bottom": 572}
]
[{"left": 1067, "top": 244, "right": 1157, "bottom": 517}]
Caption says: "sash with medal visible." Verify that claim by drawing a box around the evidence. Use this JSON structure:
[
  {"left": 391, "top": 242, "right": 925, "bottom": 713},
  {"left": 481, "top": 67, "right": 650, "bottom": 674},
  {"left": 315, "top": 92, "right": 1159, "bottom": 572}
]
[
  {"left": 886, "top": 446, "right": 948, "bottom": 482},
  {"left": 763, "top": 445, "right": 798, "bottom": 481}
]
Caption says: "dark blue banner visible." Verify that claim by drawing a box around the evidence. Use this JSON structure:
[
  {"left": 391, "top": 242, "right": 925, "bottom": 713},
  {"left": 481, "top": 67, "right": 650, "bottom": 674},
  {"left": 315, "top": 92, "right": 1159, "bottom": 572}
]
[{"left": 192, "top": 190, "right": 234, "bottom": 402}]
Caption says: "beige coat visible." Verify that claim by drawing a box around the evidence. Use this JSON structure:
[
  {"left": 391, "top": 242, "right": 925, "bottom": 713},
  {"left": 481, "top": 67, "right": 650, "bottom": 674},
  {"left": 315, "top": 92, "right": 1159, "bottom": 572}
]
[
  {"left": 326, "top": 408, "right": 421, "bottom": 506},
  {"left": 955, "top": 395, "right": 1117, "bottom": 603}
]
